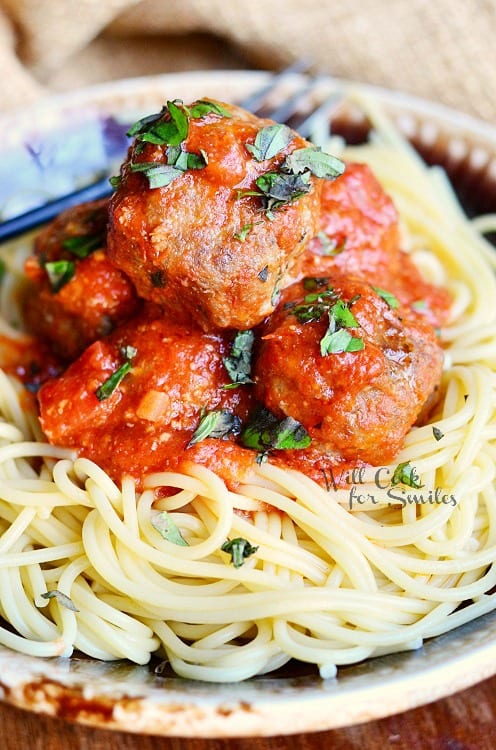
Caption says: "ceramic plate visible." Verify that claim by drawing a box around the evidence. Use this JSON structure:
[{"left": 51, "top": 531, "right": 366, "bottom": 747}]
[{"left": 1, "top": 70, "right": 496, "bottom": 738}]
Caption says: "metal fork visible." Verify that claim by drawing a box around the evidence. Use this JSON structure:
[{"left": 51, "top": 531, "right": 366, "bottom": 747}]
[{"left": 0, "top": 64, "right": 341, "bottom": 242}]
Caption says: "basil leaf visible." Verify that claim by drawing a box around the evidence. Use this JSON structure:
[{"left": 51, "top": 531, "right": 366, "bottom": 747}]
[
  {"left": 223, "top": 330, "right": 255, "bottom": 386},
  {"left": 372, "top": 286, "right": 400, "bottom": 309},
  {"left": 187, "top": 409, "right": 242, "bottom": 447},
  {"left": 95, "top": 346, "right": 136, "bottom": 402},
  {"left": 234, "top": 223, "right": 253, "bottom": 242},
  {"left": 391, "top": 461, "right": 423, "bottom": 489},
  {"left": 292, "top": 287, "right": 337, "bottom": 323},
  {"left": 316, "top": 231, "right": 345, "bottom": 256},
  {"left": 62, "top": 233, "right": 104, "bottom": 259},
  {"left": 246, "top": 124, "right": 294, "bottom": 162},
  {"left": 240, "top": 406, "right": 311, "bottom": 454},
  {"left": 45, "top": 260, "right": 75, "bottom": 292},
  {"left": 432, "top": 426, "right": 444, "bottom": 441},
  {"left": 127, "top": 109, "right": 165, "bottom": 137},
  {"left": 189, "top": 100, "right": 232, "bottom": 118},
  {"left": 151, "top": 510, "right": 188, "bottom": 546},
  {"left": 40, "top": 590, "right": 79, "bottom": 612},
  {"left": 109, "top": 175, "right": 122, "bottom": 189},
  {"left": 167, "top": 146, "right": 207, "bottom": 170},
  {"left": 331, "top": 298, "right": 360, "bottom": 329},
  {"left": 320, "top": 327, "right": 364, "bottom": 355},
  {"left": 130, "top": 162, "right": 184, "bottom": 188},
  {"left": 221, "top": 538, "right": 258, "bottom": 568},
  {"left": 128, "top": 101, "right": 189, "bottom": 146},
  {"left": 303, "top": 277, "right": 330, "bottom": 292},
  {"left": 255, "top": 170, "right": 311, "bottom": 202},
  {"left": 258, "top": 265, "right": 269, "bottom": 282},
  {"left": 284, "top": 146, "right": 345, "bottom": 180}
]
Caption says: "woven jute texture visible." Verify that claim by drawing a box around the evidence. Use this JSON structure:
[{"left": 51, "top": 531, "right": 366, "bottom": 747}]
[{"left": 1, "top": 0, "right": 496, "bottom": 122}]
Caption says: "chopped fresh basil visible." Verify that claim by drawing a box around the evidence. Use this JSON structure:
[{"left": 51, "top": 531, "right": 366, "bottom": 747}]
[
  {"left": 320, "top": 300, "right": 363, "bottom": 355},
  {"left": 130, "top": 100, "right": 189, "bottom": 146},
  {"left": 221, "top": 537, "right": 258, "bottom": 568},
  {"left": 95, "top": 345, "right": 137, "bottom": 401},
  {"left": 40, "top": 590, "right": 79, "bottom": 612},
  {"left": 130, "top": 162, "right": 184, "bottom": 188},
  {"left": 316, "top": 231, "right": 345, "bottom": 256},
  {"left": 372, "top": 286, "right": 400, "bottom": 309},
  {"left": 391, "top": 461, "right": 423, "bottom": 489},
  {"left": 258, "top": 265, "right": 269, "bottom": 282},
  {"left": 187, "top": 409, "right": 242, "bottom": 447},
  {"left": 189, "top": 100, "right": 232, "bottom": 118},
  {"left": 127, "top": 108, "right": 166, "bottom": 138},
  {"left": 240, "top": 406, "right": 311, "bottom": 459},
  {"left": 432, "top": 426, "right": 444, "bottom": 441},
  {"left": 151, "top": 510, "right": 188, "bottom": 546},
  {"left": 320, "top": 325, "right": 364, "bottom": 355},
  {"left": 292, "top": 287, "right": 337, "bottom": 323},
  {"left": 109, "top": 174, "right": 122, "bottom": 189},
  {"left": 246, "top": 124, "right": 294, "bottom": 162},
  {"left": 284, "top": 146, "right": 345, "bottom": 180},
  {"left": 166, "top": 145, "right": 208, "bottom": 170},
  {"left": 412, "top": 299, "right": 427, "bottom": 310},
  {"left": 223, "top": 330, "right": 255, "bottom": 387},
  {"left": 255, "top": 170, "right": 311, "bottom": 217},
  {"left": 303, "top": 277, "right": 330, "bottom": 292},
  {"left": 234, "top": 223, "right": 253, "bottom": 242},
  {"left": 45, "top": 260, "right": 75, "bottom": 292},
  {"left": 62, "top": 232, "right": 104, "bottom": 259}
]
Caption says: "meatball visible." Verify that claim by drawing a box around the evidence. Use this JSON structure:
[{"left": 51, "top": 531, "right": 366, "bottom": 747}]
[
  {"left": 294, "top": 162, "right": 451, "bottom": 327},
  {"left": 38, "top": 306, "right": 254, "bottom": 483},
  {"left": 23, "top": 200, "right": 138, "bottom": 360},
  {"left": 254, "top": 275, "right": 444, "bottom": 466},
  {"left": 107, "top": 99, "right": 335, "bottom": 330}
]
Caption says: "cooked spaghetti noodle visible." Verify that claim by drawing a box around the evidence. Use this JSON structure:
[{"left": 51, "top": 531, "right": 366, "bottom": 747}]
[{"left": 1, "top": 96, "right": 496, "bottom": 682}]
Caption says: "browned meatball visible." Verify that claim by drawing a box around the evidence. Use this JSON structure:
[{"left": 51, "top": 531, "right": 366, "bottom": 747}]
[
  {"left": 23, "top": 200, "right": 138, "bottom": 360},
  {"left": 254, "top": 275, "right": 444, "bottom": 466},
  {"left": 38, "top": 305, "right": 254, "bottom": 485},
  {"left": 107, "top": 99, "right": 343, "bottom": 330}
]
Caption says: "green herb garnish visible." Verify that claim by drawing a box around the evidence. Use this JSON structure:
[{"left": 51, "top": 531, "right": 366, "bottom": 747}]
[
  {"left": 246, "top": 124, "right": 294, "bottom": 161},
  {"left": 166, "top": 145, "right": 208, "bottom": 170},
  {"left": 129, "top": 162, "right": 184, "bottom": 188},
  {"left": 258, "top": 265, "right": 269, "bottom": 282},
  {"left": 62, "top": 232, "right": 104, "bottom": 259},
  {"left": 221, "top": 538, "right": 258, "bottom": 568},
  {"left": 284, "top": 146, "right": 345, "bottom": 180},
  {"left": 95, "top": 345, "right": 137, "bottom": 401},
  {"left": 187, "top": 409, "right": 242, "bottom": 447},
  {"left": 372, "top": 286, "right": 400, "bottom": 309},
  {"left": 109, "top": 175, "right": 122, "bottom": 189},
  {"left": 40, "top": 590, "right": 79, "bottom": 612},
  {"left": 189, "top": 100, "right": 232, "bottom": 118},
  {"left": 45, "top": 260, "right": 75, "bottom": 292},
  {"left": 391, "top": 461, "right": 423, "bottom": 489},
  {"left": 432, "top": 426, "right": 444, "bottom": 441},
  {"left": 128, "top": 101, "right": 189, "bottom": 146},
  {"left": 240, "top": 406, "right": 311, "bottom": 461},
  {"left": 234, "top": 223, "right": 253, "bottom": 242},
  {"left": 303, "top": 277, "right": 330, "bottom": 292},
  {"left": 151, "top": 510, "right": 188, "bottom": 546},
  {"left": 255, "top": 170, "right": 312, "bottom": 218},
  {"left": 223, "top": 330, "right": 255, "bottom": 387},
  {"left": 292, "top": 287, "right": 363, "bottom": 355}
]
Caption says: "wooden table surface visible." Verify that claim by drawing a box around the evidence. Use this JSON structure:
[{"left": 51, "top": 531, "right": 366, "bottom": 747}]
[{"left": 1, "top": 673, "right": 495, "bottom": 749}]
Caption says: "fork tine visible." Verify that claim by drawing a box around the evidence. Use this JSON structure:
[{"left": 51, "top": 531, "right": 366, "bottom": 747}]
[
  {"left": 238, "top": 58, "right": 312, "bottom": 112},
  {"left": 263, "top": 76, "right": 324, "bottom": 123},
  {"left": 295, "top": 90, "right": 344, "bottom": 142}
]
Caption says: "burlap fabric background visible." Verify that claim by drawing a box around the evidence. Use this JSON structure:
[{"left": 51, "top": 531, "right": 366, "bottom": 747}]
[{"left": 1, "top": 0, "right": 496, "bottom": 123}]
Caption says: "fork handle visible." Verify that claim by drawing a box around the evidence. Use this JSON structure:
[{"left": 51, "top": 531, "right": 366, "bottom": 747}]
[{"left": 0, "top": 176, "right": 113, "bottom": 242}]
